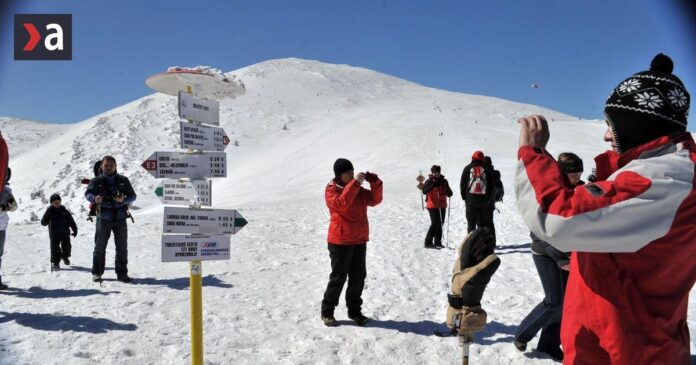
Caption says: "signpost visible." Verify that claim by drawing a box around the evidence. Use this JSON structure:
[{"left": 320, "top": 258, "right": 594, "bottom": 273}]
[
  {"left": 162, "top": 234, "right": 231, "bottom": 262},
  {"left": 179, "top": 122, "right": 229, "bottom": 151},
  {"left": 178, "top": 91, "right": 220, "bottom": 126},
  {"left": 163, "top": 206, "right": 247, "bottom": 235},
  {"left": 141, "top": 151, "right": 227, "bottom": 179},
  {"left": 144, "top": 70, "right": 246, "bottom": 365},
  {"left": 155, "top": 179, "right": 212, "bottom": 207}
]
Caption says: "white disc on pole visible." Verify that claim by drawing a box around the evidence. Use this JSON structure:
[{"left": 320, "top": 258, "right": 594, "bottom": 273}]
[{"left": 145, "top": 67, "right": 245, "bottom": 100}]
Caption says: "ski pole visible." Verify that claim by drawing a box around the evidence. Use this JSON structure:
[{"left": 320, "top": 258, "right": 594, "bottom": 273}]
[{"left": 446, "top": 197, "right": 451, "bottom": 248}]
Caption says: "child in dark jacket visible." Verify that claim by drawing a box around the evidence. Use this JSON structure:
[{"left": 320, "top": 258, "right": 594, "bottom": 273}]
[{"left": 41, "top": 194, "right": 78, "bottom": 271}]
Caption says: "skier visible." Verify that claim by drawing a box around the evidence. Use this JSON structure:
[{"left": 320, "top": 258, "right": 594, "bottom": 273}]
[
  {"left": 482, "top": 156, "right": 503, "bottom": 239},
  {"left": 0, "top": 168, "right": 17, "bottom": 290},
  {"left": 515, "top": 54, "right": 695, "bottom": 364},
  {"left": 513, "top": 153, "right": 584, "bottom": 361},
  {"left": 85, "top": 156, "right": 137, "bottom": 283},
  {"left": 321, "top": 158, "right": 383, "bottom": 327},
  {"left": 41, "top": 194, "right": 78, "bottom": 271},
  {"left": 421, "top": 165, "right": 453, "bottom": 249},
  {"left": 460, "top": 151, "right": 494, "bottom": 235}
]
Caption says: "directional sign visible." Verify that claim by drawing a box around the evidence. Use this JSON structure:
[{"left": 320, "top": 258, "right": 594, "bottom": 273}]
[
  {"left": 155, "top": 179, "right": 212, "bottom": 206},
  {"left": 180, "top": 122, "right": 229, "bottom": 151},
  {"left": 142, "top": 151, "right": 226, "bottom": 179},
  {"left": 163, "top": 206, "right": 247, "bottom": 235},
  {"left": 178, "top": 91, "right": 220, "bottom": 126},
  {"left": 162, "top": 234, "right": 230, "bottom": 262}
]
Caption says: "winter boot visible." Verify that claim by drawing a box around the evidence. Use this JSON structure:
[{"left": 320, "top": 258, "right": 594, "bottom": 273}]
[
  {"left": 92, "top": 274, "right": 102, "bottom": 283},
  {"left": 51, "top": 263, "right": 60, "bottom": 272},
  {"left": 62, "top": 257, "right": 70, "bottom": 266},
  {"left": 0, "top": 275, "right": 7, "bottom": 290},
  {"left": 117, "top": 274, "right": 132, "bottom": 283},
  {"left": 321, "top": 315, "right": 339, "bottom": 327},
  {"left": 513, "top": 339, "right": 527, "bottom": 352},
  {"left": 348, "top": 312, "right": 370, "bottom": 326}
]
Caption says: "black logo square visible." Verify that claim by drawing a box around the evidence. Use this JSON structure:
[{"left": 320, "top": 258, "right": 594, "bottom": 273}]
[{"left": 14, "top": 14, "right": 72, "bottom": 61}]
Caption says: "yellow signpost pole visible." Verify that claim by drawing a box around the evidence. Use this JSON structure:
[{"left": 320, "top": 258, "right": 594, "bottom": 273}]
[{"left": 186, "top": 84, "right": 204, "bottom": 365}]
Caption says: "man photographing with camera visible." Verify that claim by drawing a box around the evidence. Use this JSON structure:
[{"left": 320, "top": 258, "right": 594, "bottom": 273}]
[{"left": 85, "top": 156, "right": 137, "bottom": 283}]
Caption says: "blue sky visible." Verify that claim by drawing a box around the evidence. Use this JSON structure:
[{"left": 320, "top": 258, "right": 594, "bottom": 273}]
[{"left": 1, "top": 0, "right": 694, "bottom": 131}]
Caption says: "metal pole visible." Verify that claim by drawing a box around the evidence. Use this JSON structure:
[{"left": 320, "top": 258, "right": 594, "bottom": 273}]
[
  {"left": 190, "top": 260, "right": 203, "bottom": 365},
  {"left": 186, "top": 84, "right": 204, "bottom": 365}
]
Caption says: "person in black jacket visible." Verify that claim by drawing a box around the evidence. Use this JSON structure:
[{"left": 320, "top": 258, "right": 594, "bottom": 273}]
[
  {"left": 41, "top": 194, "right": 78, "bottom": 271},
  {"left": 483, "top": 156, "right": 502, "bottom": 239},
  {"left": 514, "top": 152, "right": 584, "bottom": 361},
  {"left": 460, "top": 151, "right": 495, "bottom": 235}
]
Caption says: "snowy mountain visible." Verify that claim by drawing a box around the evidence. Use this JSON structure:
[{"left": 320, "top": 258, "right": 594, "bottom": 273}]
[{"left": 0, "top": 58, "right": 692, "bottom": 365}]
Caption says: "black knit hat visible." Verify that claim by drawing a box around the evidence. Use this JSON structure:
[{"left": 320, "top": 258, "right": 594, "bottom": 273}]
[
  {"left": 557, "top": 153, "right": 583, "bottom": 174},
  {"left": 431, "top": 165, "right": 441, "bottom": 173},
  {"left": 605, "top": 53, "right": 690, "bottom": 153},
  {"left": 50, "top": 194, "right": 61, "bottom": 203},
  {"left": 333, "top": 158, "right": 354, "bottom": 177}
]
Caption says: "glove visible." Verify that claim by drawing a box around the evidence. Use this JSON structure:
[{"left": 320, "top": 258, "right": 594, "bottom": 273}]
[
  {"left": 365, "top": 172, "right": 379, "bottom": 183},
  {"left": 469, "top": 228, "right": 496, "bottom": 262},
  {"left": 72, "top": 231, "right": 78, "bottom": 237},
  {"left": 0, "top": 204, "right": 7, "bottom": 211}
]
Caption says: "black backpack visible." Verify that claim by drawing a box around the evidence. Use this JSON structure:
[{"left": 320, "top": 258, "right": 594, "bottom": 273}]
[{"left": 493, "top": 170, "right": 504, "bottom": 202}]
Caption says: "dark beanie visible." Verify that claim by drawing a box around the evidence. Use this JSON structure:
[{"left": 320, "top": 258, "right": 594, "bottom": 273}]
[
  {"left": 333, "top": 158, "right": 354, "bottom": 177},
  {"left": 557, "top": 153, "right": 584, "bottom": 174},
  {"left": 605, "top": 53, "right": 690, "bottom": 153},
  {"left": 50, "top": 194, "right": 61, "bottom": 203},
  {"left": 431, "top": 165, "right": 441, "bottom": 173}
]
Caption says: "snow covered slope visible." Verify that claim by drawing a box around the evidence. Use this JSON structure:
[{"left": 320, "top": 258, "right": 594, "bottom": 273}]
[{"left": 0, "top": 58, "right": 692, "bottom": 365}]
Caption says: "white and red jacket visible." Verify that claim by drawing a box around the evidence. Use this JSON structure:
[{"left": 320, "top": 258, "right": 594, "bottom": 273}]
[{"left": 515, "top": 132, "right": 695, "bottom": 364}]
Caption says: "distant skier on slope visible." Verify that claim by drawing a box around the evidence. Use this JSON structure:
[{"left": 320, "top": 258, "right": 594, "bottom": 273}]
[
  {"left": 321, "top": 158, "right": 383, "bottom": 327},
  {"left": 514, "top": 54, "right": 695, "bottom": 364},
  {"left": 421, "top": 165, "right": 453, "bottom": 249}
]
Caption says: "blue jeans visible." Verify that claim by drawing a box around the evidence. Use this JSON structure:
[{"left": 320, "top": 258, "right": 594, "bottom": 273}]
[
  {"left": 0, "top": 230, "right": 5, "bottom": 271},
  {"left": 515, "top": 254, "right": 569, "bottom": 350}
]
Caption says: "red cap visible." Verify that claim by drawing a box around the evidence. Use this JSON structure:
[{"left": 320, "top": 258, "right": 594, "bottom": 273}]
[{"left": 472, "top": 151, "right": 484, "bottom": 161}]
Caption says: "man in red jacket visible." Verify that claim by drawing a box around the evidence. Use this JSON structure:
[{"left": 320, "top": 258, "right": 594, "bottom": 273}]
[
  {"left": 321, "top": 158, "right": 383, "bottom": 327},
  {"left": 515, "top": 54, "right": 695, "bottom": 364}
]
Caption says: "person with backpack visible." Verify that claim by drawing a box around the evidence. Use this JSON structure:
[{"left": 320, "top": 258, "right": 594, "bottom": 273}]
[
  {"left": 85, "top": 156, "right": 136, "bottom": 283},
  {"left": 483, "top": 156, "right": 503, "bottom": 239},
  {"left": 460, "top": 151, "right": 495, "bottom": 234},
  {"left": 513, "top": 153, "right": 584, "bottom": 361},
  {"left": 422, "top": 165, "right": 453, "bottom": 249},
  {"left": 41, "top": 194, "right": 78, "bottom": 271},
  {"left": 515, "top": 54, "right": 695, "bottom": 364},
  {"left": 321, "top": 158, "right": 383, "bottom": 327},
  {"left": 0, "top": 168, "right": 17, "bottom": 290}
]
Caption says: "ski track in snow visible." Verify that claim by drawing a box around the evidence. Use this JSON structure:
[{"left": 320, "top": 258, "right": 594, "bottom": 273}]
[{"left": 0, "top": 58, "right": 694, "bottom": 364}]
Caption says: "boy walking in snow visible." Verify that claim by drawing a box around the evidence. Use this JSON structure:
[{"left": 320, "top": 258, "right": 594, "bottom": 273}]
[
  {"left": 41, "top": 194, "right": 78, "bottom": 271},
  {"left": 0, "top": 168, "right": 17, "bottom": 290},
  {"left": 321, "top": 158, "right": 383, "bottom": 327}
]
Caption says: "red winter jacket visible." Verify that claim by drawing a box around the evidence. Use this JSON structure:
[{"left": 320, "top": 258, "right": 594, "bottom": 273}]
[
  {"left": 326, "top": 178, "right": 383, "bottom": 245},
  {"left": 422, "top": 175, "right": 453, "bottom": 209},
  {"left": 515, "top": 133, "right": 696, "bottom": 365}
]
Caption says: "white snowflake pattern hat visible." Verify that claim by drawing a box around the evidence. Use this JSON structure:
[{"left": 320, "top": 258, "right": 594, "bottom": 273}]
[{"left": 604, "top": 54, "right": 690, "bottom": 153}]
